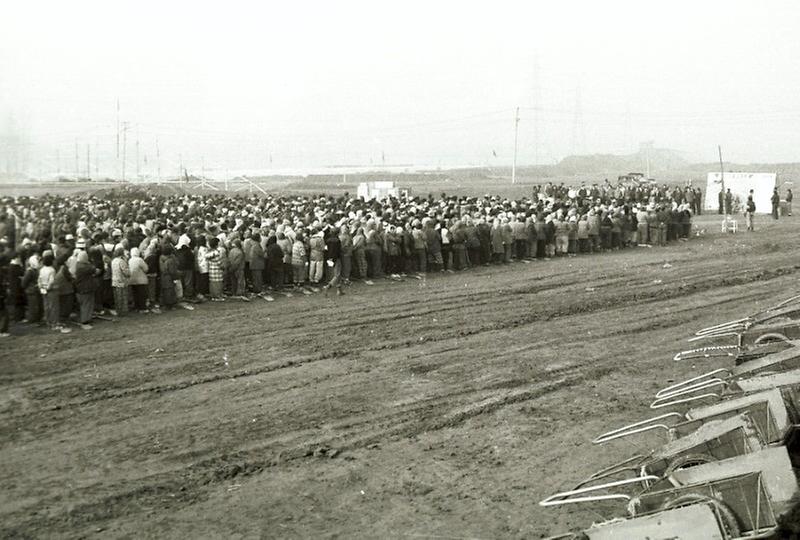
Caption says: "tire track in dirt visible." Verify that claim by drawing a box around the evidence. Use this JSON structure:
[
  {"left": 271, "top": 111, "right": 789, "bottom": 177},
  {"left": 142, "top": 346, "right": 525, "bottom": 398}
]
[
  {"left": 5, "top": 262, "right": 795, "bottom": 429},
  {"left": 0, "top": 363, "right": 609, "bottom": 537}
]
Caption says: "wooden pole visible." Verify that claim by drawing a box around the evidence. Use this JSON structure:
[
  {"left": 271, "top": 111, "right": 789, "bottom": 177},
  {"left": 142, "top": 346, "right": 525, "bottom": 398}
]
[{"left": 512, "top": 107, "right": 520, "bottom": 184}]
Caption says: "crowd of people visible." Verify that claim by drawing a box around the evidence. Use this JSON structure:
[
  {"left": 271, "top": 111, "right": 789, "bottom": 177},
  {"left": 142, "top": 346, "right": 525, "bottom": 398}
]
[{"left": 0, "top": 179, "right": 697, "bottom": 337}]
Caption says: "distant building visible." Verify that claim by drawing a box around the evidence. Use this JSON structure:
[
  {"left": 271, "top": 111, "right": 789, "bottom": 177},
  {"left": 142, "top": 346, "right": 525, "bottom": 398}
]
[{"left": 357, "top": 181, "right": 403, "bottom": 201}]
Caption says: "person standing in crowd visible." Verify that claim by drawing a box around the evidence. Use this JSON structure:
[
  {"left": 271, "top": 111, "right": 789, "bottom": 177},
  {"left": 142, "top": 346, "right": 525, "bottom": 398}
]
[
  {"left": 111, "top": 246, "right": 130, "bottom": 316},
  {"left": 423, "top": 219, "right": 443, "bottom": 272},
  {"left": 291, "top": 232, "right": 307, "bottom": 287},
  {"left": 772, "top": 187, "right": 781, "bottom": 220},
  {"left": 695, "top": 187, "right": 703, "bottom": 215},
  {"left": 745, "top": 194, "right": 756, "bottom": 231},
  {"left": 511, "top": 214, "right": 527, "bottom": 261},
  {"left": 128, "top": 247, "right": 149, "bottom": 312},
  {"left": 490, "top": 218, "right": 504, "bottom": 263},
  {"left": 277, "top": 231, "right": 293, "bottom": 288},
  {"left": 451, "top": 220, "right": 467, "bottom": 270},
  {"left": 7, "top": 252, "right": 24, "bottom": 324},
  {"left": 176, "top": 234, "right": 195, "bottom": 299},
  {"left": 786, "top": 188, "right": 793, "bottom": 216},
  {"left": 74, "top": 250, "right": 97, "bottom": 329},
  {"left": 159, "top": 244, "right": 179, "bottom": 310},
  {"left": 54, "top": 254, "right": 74, "bottom": 327},
  {"left": 143, "top": 239, "right": 161, "bottom": 313},
  {"left": 725, "top": 188, "right": 733, "bottom": 215},
  {"left": 206, "top": 237, "right": 225, "bottom": 300},
  {"left": 438, "top": 222, "right": 452, "bottom": 271},
  {"left": 195, "top": 236, "right": 209, "bottom": 299},
  {"left": 39, "top": 251, "right": 69, "bottom": 333},
  {"left": 338, "top": 226, "right": 352, "bottom": 284},
  {"left": 465, "top": 217, "right": 481, "bottom": 267},
  {"left": 364, "top": 220, "right": 383, "bottom": 278},
  {"left": 21, "top": 253, "right": 42, "bottom": 325},
  {"left": 718, "top": 187, "right": 725, "bottom": 214},
  {"left": 228, "top": 239, "right": 246, "bottom": 298},
  {"left": 249, "top": 233, "right": 265, "bottom": 295},
  {"left": 577, "top": 215, "right": 589, "bottom": 253},
  {"left": 352, "top": 226, "right": 368, "bottom": 279},
  {"left": 323, "top": 226, "right": 343, "bottom": 295},
  {"left": 411, "top": 221, "right": 426, "bottom": 274},
  {"left": 265, "top": 235, "right": 284, "bottom": 291},
  {"left": 308, "top": 230, "right": 325, "bottom": 285}
]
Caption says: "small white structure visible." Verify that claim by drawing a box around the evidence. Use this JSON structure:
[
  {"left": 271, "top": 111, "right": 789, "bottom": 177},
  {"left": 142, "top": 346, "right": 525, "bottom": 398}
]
[
  {"left": 357, "top": 181, "right": 401, "bottom": 201},
  {"left": 705, "top": 172, "right": 777, "bottom": 214}
]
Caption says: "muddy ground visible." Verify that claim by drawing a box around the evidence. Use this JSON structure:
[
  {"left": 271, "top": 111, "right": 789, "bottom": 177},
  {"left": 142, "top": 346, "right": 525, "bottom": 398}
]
[{"left": 1, "top": 213, "right": 798, "bottom": 539}]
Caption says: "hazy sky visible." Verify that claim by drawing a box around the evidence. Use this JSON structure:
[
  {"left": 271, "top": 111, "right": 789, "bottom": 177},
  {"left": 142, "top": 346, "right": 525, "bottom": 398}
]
[{"left": 2, "top": 0, "right": 800, "bottom": 178}]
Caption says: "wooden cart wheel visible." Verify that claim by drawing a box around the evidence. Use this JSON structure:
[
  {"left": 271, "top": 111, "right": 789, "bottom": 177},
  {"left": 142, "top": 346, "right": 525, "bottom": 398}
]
[
  {"left": 663, "top": 453, "right": 713, "bottom": 475},
  {"left": 754, "top": 332, "right": 791, "bottom": 344}
]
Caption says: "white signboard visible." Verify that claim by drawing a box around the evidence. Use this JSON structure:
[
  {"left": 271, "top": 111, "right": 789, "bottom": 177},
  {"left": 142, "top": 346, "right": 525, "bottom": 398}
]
[{"left": 705, "top": 172, "right": 777, "bottom": 214}]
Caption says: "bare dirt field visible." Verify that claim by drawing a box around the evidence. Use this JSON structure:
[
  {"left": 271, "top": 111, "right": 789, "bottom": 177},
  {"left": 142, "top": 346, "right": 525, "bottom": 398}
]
[{"left": 1, "top": 213, "right": 798, "bottom": 539}]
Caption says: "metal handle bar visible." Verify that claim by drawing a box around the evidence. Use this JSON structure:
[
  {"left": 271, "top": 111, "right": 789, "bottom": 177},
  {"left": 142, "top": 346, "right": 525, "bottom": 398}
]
[
  {"left": 656, "top": 369, "right": 730, "bottom": 398},
  {"left": 688, "top": 332, "right": 741, "bottom": 343},
  {"left": 650, "top": 391, "right": 721, "bottom": 409},
  {"left": 539, "top": 475, "right": 660, "bottom": 507},
  {"left": 572, "top": 454, "right": 647, "bottom": 490},
  {"left": 695, "top": 317, "right": 749, "bottom": 336},
  {"left": 673, "top": 345, "right": 738, "bottom": 362},
  {"left": 593, "top": 413, "right": 684, "bottom": 445}
]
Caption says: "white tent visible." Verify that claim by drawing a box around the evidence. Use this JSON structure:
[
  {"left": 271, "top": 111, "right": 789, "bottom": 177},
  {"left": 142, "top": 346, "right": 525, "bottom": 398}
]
[{"left": 705, "top": 172, "right": 777, "bottom": 214}]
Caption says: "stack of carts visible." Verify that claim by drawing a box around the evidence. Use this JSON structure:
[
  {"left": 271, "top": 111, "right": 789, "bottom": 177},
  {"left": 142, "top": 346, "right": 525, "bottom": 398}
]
[{"left": 540, "top": 295, "right": 800, "bottom": 539}]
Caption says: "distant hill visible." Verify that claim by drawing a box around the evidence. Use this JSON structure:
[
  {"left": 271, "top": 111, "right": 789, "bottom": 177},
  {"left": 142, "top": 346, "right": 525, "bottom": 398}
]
[{"left": 556, "top": 147, "right": 690, "bottom": 175}]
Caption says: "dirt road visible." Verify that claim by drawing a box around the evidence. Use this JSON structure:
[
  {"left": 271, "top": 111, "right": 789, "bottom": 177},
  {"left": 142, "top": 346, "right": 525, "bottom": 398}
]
[{"left": 2, "top": 214, "right": 798, "bottom": 538}]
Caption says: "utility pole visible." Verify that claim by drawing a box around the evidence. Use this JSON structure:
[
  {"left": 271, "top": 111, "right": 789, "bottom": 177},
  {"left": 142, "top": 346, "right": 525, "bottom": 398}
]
[
  {"left": 95, "top": 139, "right": 99, "bottom": 177},
  {"left": 56, "top": 149, "right": 60, "bottom": 175},
  {"left": 135, "top": 125, "right": 140, "bottom": 180},
  {"left": 511, "top": 106, "right": 520, "bottom": 184},
  {"left": 75, "top": 139, "right": 79, "bottom": 178},
  {"left": 718, "top": 145, "right": 725, "bottom": 195},
  {"left": 533, "top": 52, "right": 540, "bottom": 165},
  {"left": 116, "top": 98, "right": 120, "bottom": 158},
  {"left": 86, "top": 144, "right": 91, "bottom": 180},
  {"left": 121, "top": 121, "right": 130, "bottom": 181}
]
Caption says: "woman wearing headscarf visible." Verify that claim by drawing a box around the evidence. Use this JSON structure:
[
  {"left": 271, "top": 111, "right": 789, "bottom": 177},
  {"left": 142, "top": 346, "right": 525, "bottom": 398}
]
[
  {"left": 249, "top": 233, "right": 265, "bottom": 294},
  {"left": 54, "top": 253, "right": 75, "bottom": 326},
  {"left": 205, "top": 237, "right": 224, "bottom": 300},
  {"left": 110, "top": 246, "right": 130, "bottom": 316},
  {"left": 291, "top": 232, "right": 307, "bottom": 287},
  {"left": 176, "top": 233, "right": 195, "bottom": 299},
  {"left": 195, "top": 235, "right": 209, "bottom": 299},
  {"left": 128, "top": 247, "right": 149, "bottom": 312},
  {"left": 38, "top": 251, "right": 69, "bottom": 333},
  {"left": 144, "top": 239, "right": 160, "bottom": 312},
  {"left": 265, "top": 235, "right": 285, "bottom": 290},
  {"left": 308, "top": 229, "right": 325, "bottom": 285},
  {"left": 352, "top": 227, "right": 368, "bottom": 279},
  {"left": 159, "top": 243, "right": 179, "bottom": 309},
  {"left": 74, "top": 250, "right": 98, "bottom": 329},
  {"left": 21, "top": 253, "right": 42, "bottom": 324},
  {"left": 228, "top": 239, "right": 246, "bottom": 297}
]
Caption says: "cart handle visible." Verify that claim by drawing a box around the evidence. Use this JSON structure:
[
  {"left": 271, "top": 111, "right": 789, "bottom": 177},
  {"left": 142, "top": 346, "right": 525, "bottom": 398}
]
[
  {"left": 539, "top": 475, "right": 660, "bottom": 507},
  {"left": 593, "top": 413, "right": 684, "bottom": 445},
  {"left": 656, "top": 369, "right": 730, "bottom": 398}
]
